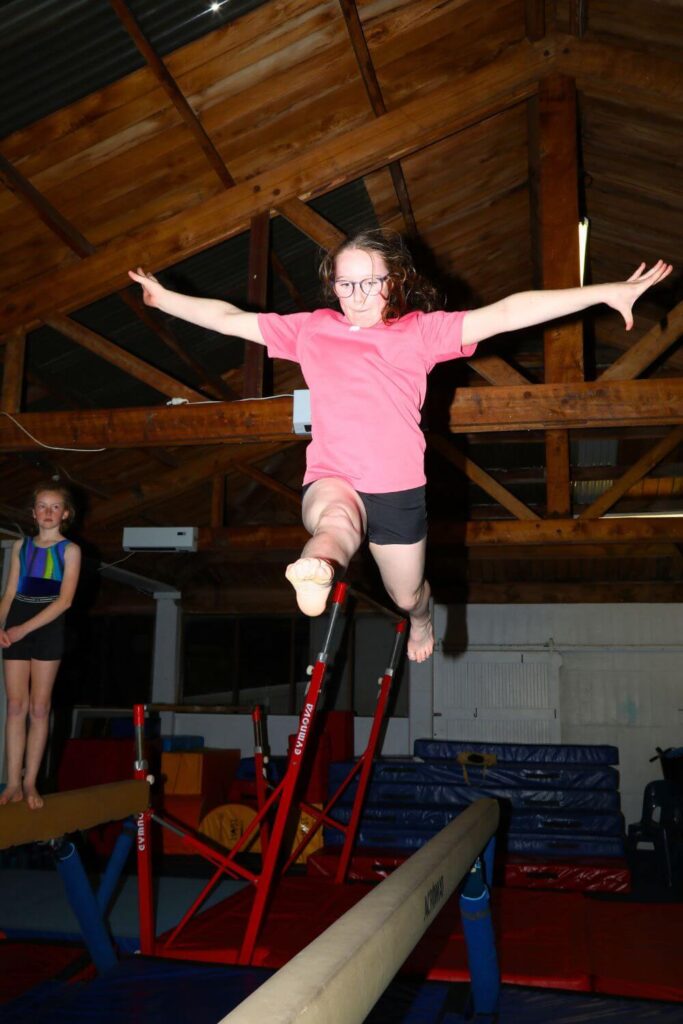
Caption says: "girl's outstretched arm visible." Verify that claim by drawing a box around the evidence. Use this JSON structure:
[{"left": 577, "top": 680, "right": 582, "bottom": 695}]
[
  {"left": 128, "top": 268, "right": 266, "bottom": 344},
  {"left": 462, "top": 260, "right": 673, "bottom": 347}
]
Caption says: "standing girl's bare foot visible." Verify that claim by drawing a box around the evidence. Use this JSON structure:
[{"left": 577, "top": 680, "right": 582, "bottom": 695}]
[
  {"left": 285, "top": 557, "right": 336, "bottom": 616},
  {"left": 24, "top": 785, "right": 44, "bottom": 810},
  {"left": 0, "top": 783, "right": 24, "bottom": 805},
  {"left": 407, "top": 615, "right": 434, "bottom": 663}
]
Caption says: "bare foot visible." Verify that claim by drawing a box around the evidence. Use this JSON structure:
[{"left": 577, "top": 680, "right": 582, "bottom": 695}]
[
  {"left": 24, "top": 786, "right": 44, "bottom": 810},
  {"left": 0, "top": 783, "right": 24, "bottom": 805},
  {"left": 285, "top": 557, "right": 335, "bottom": 616},
  {"left": 407, "top": 616, "right": 434, "bottom": 663}
]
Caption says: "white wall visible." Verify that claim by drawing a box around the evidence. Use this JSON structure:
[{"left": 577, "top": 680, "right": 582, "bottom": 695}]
[
  {"left": 428, "top": 603, "right": 683, "bottom": 824},
  {"left": 166, "top": 711, "right": 409, "bottom": 759}
]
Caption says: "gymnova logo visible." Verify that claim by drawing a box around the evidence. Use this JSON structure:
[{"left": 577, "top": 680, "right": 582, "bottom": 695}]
[
  {"left": 423, "top": 874, "right": 444, "bottom": 920},
  {"left": 294, "top": 702, "right": 315, "bottom": 756}
]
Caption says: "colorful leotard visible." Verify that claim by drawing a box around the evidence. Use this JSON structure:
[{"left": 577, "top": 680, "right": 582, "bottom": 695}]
[{"left": 16, "top": 536, "right": 70, "bottom": 601}]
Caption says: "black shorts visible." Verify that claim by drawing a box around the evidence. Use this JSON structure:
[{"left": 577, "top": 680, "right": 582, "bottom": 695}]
[
  {"left": 303, "top": 483, "right": 427, "bottom": 546},
  {"left": 2, "top": 599, "right": 65, "bottom": 661}
]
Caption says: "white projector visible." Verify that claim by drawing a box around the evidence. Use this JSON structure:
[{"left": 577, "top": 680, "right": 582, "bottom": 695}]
[{"left": 122, "top": 527, "right": 198, "bottom": 552}]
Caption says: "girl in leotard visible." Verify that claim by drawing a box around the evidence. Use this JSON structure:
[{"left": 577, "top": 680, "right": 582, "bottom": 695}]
[
  {"left": 129, "top": 231, "right": 671, "bottom": 662},
  {"left": 0, "top": 484, "right": 81, "bottom": 809}
]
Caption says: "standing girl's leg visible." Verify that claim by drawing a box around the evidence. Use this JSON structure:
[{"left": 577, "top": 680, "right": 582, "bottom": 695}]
[
  {"left": 23, "top": 659, "right": 60, "bottom": 810},
  {"left": 286, "top": 477, "right": 367, "bottom": 616},
  {"left": 368, "top": 539, "right": 434, "bottom": 663},
  {"left": 0, "top": 660, "right": 31, "bottom": 804}
]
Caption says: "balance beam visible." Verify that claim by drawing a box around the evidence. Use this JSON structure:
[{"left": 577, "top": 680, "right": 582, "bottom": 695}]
[
  {"left": 0, "top": 780, "right": 149, "bottom": 849},
  {"left": 219, "top": 797, "right": 499, "bottom": 1024}
]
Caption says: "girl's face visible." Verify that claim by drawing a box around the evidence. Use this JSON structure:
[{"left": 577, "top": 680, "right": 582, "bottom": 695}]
[
  {"left": 33, "top": 491, "right": 67, "bottom": 530},
  {"left": 333, "top": 247, "right": 389, "bottom": 328}
]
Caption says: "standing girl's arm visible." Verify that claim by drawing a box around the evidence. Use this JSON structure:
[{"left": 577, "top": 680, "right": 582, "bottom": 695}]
[
  {"left": 462, "top": 261, "right": 672, "bottom": 347},
  {"left": 4, "top": 544, "right": 81, "bottom": 644},
  {"left": 0, "top": 541, "right": 22, "bottom": 646}
]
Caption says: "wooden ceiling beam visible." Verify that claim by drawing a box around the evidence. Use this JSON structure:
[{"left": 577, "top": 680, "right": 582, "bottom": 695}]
[
  {"left": 0, "top": 377, "right": 680, "bottom": 451},
  {"left": 428, "top": 434, "right": 540, "bottom": 520},
  {"left": 107, "top": 0, "right": 234, "bottom": 189},
  {"left": 44, "top": 313, "right": 206, "bottom": 403},
  {"left": 578, "top": 425, "right": 683, "bottom": 520},
  {"left": 447, "top": 582, "right": 683, "bottom": 604},
  {"left": 337, "top": 0, "right": 417, "bottom": 235},
  {"left": 448, "top": 378, "right": 683, "bottom": 433},
  {"left": 599, "top": 301, "right": 683, "bottom": 382},
  {"left": 276, "top": 199, "right": 346, "bottom": 251},
  {"left": 234, "top": 462, "right": 302, "bottom": 510},
  {"left": 524, "top": 0, "right": 546, "bottom": 40},
  {"left": 193, "top": 516, "right": 683, "bottom": 551},
  {"left": 0, "top": 36, "right": 551, "bottom": 332},
  {"left": 465, "top": 354, "right": 530, "bottom": 386},
  {"left": 556, "top": 34, "right": 683, "bottom": 109},
  {"left": 1, "top": 330, "right": 25, "bottom": 414},
  {"left": 0, "top": 152, "right": 228, "bottom": 401}
]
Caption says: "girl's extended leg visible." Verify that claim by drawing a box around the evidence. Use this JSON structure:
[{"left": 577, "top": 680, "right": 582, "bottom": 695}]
[
  {"left": 0, "top": 660, "right": 31, "bottom": 804},
  {"left": 22, "top": 659, "right": 60, "bottom": 810},
  {"left": 368, "top": 539, "right": 434, "bottom": 663},
  {"left": 286, "top": 477, "right": 366, "bottom": 616}
]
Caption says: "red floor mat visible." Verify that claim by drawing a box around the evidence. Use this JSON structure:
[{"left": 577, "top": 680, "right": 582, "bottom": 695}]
[
  {"left": 0, "top": 939, "right": 94, "bottom": 1004},
  {"left": 153, "top": 881, "right": 683, "bottom": 1001}
]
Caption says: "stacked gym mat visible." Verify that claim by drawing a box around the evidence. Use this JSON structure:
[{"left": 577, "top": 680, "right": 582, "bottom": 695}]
[{"left": 323, "top": 740, "right": 628, "bottom": 882}]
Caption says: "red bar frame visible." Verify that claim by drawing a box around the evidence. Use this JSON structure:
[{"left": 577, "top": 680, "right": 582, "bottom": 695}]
[{"left": 134, "top": 583, "right": 406, "bottom": 964}]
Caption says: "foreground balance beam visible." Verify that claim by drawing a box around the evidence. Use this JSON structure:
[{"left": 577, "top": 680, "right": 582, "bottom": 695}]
[
  {"left": 220, "top": 797, "right": 500, "bottom": 1024},
  {"left": 0, "top": 780, "right": 149, "bottom": 849}
]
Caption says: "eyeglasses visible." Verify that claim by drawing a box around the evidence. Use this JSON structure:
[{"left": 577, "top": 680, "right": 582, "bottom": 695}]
[{"left": 332, "top": 276, "right": 389, "bottom": 298}]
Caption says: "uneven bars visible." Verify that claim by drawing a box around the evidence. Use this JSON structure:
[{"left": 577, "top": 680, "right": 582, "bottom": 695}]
[
  {"left": 219, "top": 797, "right": 499, "bottom": 1024},
  {"left": 0, "top": 779, "right": 149, "bottom": 849}
]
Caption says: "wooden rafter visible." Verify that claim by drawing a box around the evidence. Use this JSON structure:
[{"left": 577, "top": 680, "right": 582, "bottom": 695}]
[
  {"left": 0, "top": 36, "right": 551, "bottom": 332},
  {"left": 44, "top": 314, "right": 206, "bottom": 403},
  {"left": 337, "top": 0, "right": 417, "bottom": 235},
  {"left": 192, "top": 516, "right": 683, "bottom": 551},
  {"left": 525, "top": 0, "right": 546, "bottom": 40},
  {"left": 107, "top": 0, "right": 234, "bottom": 189},
  {"left": 599, "top": 301, "right": 683, "bottom": 382},
  {"left": 578, "top": 426, "right": 683, "bottom": 520},
  {"left": 234, "top": 462, "right": 302, "bottom": 510},
  {"left": 0, "top": 154, "right": 229, "bottom": 401},
  {"left": 0, "top": 377, "right": 680, "bottom": 452},
  {"left": 427, "top": 434, "right": 540, "bottom": 521}
]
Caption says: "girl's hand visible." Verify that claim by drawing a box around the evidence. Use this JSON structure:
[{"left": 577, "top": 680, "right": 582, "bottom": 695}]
[
  {"left": 606, "top": 260, "right": 673, "bottom": 330},
  {"left": 128, "top": 267, "right": 165, "bottom": 308},
  {"left": 5, "top": 625, "right": 25, "bottom": 644},
  {"left": 0, "top": 629, "right": 11, "bottom": 648}
]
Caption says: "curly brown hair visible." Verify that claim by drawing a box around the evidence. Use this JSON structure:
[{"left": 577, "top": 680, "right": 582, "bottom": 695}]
[
  {"left": 319, "top": 229, "right": 441, "bottom": 322},
  {"left": 30, "top": 482, "right": 76, "bottom": 532}
]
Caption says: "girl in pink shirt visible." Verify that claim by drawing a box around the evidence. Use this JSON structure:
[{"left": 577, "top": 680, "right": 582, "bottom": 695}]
[{"left": 130, "top": 233, "right": 670, "bottom": 662}]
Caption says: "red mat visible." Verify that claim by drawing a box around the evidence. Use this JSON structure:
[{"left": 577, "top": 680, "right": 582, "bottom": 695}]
[
  {"left": 153, "top": 880, "right": 682, "bottom": 1001},
  {"left": 0, "top": 940, "right": 94, "bottom": 1004}
]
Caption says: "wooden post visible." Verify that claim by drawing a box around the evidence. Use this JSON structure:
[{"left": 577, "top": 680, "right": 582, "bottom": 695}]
[
  {"left": 1, "top": 330, "right": 26, "bottom": 413},
  {"left": 243, "top": 212, "right": 271, "bottom": 398},
  {"left": 529, "top": 75, "right": 583, "bottom": 516}
]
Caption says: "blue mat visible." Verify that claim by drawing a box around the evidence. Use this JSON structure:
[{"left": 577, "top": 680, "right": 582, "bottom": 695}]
[{"left": 3, "top": 959, "right": 681, "bottom": 1023}]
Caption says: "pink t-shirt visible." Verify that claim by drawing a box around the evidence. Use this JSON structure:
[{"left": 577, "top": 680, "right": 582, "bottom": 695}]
[{"left": 258, "top": 307, "right": 475, "bottom": 493}]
